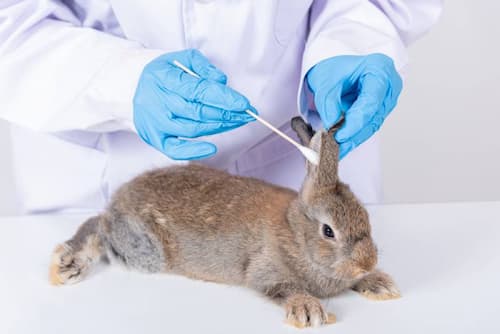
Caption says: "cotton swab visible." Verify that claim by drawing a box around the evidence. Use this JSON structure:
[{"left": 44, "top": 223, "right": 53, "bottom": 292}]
[
  {"left": 173, "top": 60, "right": 201, "bottom": 78},
  {"left": 242, "top": 109, "right": 319, "bottom": 165},
  {"left": 172, "top": 60, "right": 320, "bottom": 165}
]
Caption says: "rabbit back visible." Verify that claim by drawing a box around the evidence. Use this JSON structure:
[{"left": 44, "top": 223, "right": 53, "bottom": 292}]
[{"left": 103, "top": 164, "right": 297, "bottom": 284}]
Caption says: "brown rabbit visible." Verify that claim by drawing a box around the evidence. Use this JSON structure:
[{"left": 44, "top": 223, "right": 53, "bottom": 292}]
[{"left": 49, "top": 117, "right": 400, "bottom": 328}]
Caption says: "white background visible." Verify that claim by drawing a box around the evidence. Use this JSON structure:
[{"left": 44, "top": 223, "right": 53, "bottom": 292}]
[
  {"left": 1, "top": 0, "right": 499, "bottom": 215},
  {"left": 380, "top": 0, "right": 500, "bottom": 203},
  {"left": 0, "top": 120, "right": 15, "bottom": 215}
]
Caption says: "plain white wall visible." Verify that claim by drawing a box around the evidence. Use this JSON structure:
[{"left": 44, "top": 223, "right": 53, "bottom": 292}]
[
  {"left": 0, "top": 120, "right": 16, "bottom": 215},
  {"left": 380, "top": 0, "right": 500, "bottom": 203},
  {"left": 0, "top": 0, "right": 499, "bottom": 215}
]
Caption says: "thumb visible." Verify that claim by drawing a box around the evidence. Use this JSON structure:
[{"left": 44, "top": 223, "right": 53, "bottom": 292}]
[
  {"left": 188, "top": 49, "right": 228, "bottom": 84},
  {"left": 335, "top": 73, "right": 387, "bottom": 142},
  {"left": 163, "top": 137, "right": 217, "bottom": 160}
]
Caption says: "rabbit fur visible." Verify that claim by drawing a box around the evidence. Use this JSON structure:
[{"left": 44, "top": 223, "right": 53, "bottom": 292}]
[{"left": 49, "top": 117, "right": 400, "bottom": 328}]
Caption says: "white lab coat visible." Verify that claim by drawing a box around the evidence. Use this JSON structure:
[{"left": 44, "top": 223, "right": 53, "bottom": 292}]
[{"left": 0, "top": 0, "right": 442, "bottom": 213}]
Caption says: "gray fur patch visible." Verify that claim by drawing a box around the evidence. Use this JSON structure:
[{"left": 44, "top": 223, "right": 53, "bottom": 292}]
[{"left": 105, "top": 215, "right": 165, "bottom": 273}]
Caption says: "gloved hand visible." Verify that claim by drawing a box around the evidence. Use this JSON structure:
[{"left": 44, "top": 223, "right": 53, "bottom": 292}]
[
  {"left": 133, "top": 49, "right": 256, "bottom": 160},
  {"left": 306, "top": 53, "right": 402, "bottom": 159}
]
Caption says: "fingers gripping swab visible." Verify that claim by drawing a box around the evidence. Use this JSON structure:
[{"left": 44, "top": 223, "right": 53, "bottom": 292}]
[{"left": 172, "top": 60, "right": 319, "bottom": 165}]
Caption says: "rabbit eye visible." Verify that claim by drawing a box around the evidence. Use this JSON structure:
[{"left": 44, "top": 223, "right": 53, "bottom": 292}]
[{"left": 322, "top": 224, "right": 335, "bottom": 239}]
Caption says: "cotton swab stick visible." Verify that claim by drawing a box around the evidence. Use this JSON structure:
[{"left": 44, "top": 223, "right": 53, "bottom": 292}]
[
  {"left": 172, "top": 60, "right": 320, "bottom": 165},
  {"left": 242, "top": 109, "right": 319, "bottom": 165}
]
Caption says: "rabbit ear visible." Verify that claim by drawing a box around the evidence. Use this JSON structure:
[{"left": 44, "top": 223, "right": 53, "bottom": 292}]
[
  {"left": 291, "top": 117, "right": 315, "bottom": 146},
  {"left": 316, "top": 116, "right": 345, "bottom": 185},
  {"left": 315, "top": 129, "right": 340, "bottom": 186},
  {"left": 299, "top": 118, "right": 344, "bottom": 203},
  {"left": 317, "top": 116, "right": 344, "bottom": 187}
]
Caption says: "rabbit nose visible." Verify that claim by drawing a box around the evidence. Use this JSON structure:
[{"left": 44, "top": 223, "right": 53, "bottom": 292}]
[
  {"left": 358, "top": 255, "right": 377, "bottom": 274},
  {"left": 352, "top": 239, "right": 378, "bottom": 272}
]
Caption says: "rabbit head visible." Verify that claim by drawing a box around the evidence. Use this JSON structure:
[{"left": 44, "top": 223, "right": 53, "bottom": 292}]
[{"left": 289, "top": 117, "right": 377, "bottom": 282}]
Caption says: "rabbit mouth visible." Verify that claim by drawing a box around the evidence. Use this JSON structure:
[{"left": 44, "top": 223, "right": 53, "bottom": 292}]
[
  {"left": 329, "top": 262, "right": 371, "bottom": 281},
  {"left": 311, "top": 263, "right": 360, "bottom": 283}
]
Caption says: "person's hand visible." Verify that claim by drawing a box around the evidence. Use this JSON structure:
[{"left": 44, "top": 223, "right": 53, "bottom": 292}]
[
  {"left": 306, "top": 54, "right": 402, "bottom": 159},
  {"left": 133, "top": 49, "right": 256, "bottom": 160}
]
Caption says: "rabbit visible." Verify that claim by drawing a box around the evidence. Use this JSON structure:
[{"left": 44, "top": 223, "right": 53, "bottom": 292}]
[{"left": 49, "top": 116, "right": 400, "bottom": 328}]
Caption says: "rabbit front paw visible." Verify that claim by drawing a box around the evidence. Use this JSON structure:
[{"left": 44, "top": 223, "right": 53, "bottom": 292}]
[
  {"left": 49, "top": 243, "right": 88, "bottom": 285},
  {"left": 352, "top": 269, "right": 401, "bottom": 300},
  {"left": 284, "top": 294, "right": 336, "bottom": 328}
]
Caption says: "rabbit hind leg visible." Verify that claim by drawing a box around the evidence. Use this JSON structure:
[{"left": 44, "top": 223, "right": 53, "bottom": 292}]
[
  {"left": 103, "top": 213, "right": 166, "bottom": 273},
  {"left": 49, "top": 216, "right": 106, "bottom": 285}
]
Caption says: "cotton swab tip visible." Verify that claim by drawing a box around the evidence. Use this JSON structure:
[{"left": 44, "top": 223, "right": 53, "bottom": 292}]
[
  {"left": 172, "top": 60, "right": 200, "bottom": 78},
  {"left": 299, "top": 146, "right": 319, "bottom": 165}
]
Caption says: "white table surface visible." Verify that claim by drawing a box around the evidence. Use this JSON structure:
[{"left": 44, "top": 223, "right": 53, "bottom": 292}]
[{"left": 1, "top": 202, "right": 499, "bottom": 334}]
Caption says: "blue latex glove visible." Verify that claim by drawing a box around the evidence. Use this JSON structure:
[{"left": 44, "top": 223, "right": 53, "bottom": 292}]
[
  {"left": 306, "top": 53, "right": 402, "bottom": 159},
  {"left": 133, "top": 49, "right": 256, "bottom": 160}
]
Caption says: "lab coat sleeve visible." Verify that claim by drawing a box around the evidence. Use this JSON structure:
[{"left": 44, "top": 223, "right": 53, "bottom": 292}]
[
  {"left": 299, "top": 0, "right": 443, "bottom": 119},
  {"left": 0, "top": 0, "right": 165, "bottom": 133}
]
